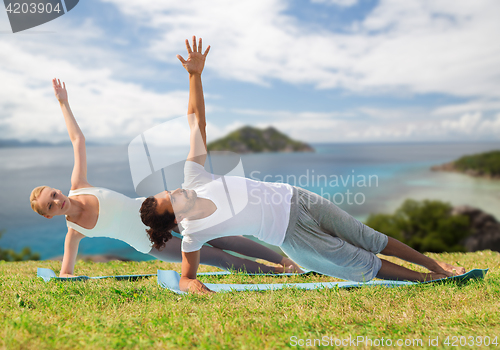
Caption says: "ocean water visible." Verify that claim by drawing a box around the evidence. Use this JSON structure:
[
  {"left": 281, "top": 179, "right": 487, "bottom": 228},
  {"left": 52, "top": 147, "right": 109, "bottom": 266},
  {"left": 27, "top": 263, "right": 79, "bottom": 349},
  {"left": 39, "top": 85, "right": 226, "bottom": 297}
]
[{"left": 1, "top": 141, "right": 500, "bottom": 260}]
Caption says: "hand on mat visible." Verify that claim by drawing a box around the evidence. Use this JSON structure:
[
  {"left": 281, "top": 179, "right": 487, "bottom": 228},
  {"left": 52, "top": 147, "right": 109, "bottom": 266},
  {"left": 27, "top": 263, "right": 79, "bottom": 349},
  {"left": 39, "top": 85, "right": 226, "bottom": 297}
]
[
  {"left": 52, "top": 78, "right": 68, "bottom": 102},
  {"left": 59, "top": 273, "right": 77, "bottom": 278},
  {"left": 188, "top": 279, "right": 215, "bottom": 295},
  {"left": 177, "top": 36, "right": 210, "bottom": 75}
]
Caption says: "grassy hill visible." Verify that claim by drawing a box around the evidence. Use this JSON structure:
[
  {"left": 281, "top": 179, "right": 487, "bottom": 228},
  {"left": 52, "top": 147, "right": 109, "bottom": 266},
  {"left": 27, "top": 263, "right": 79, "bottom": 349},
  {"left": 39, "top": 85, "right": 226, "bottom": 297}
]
[
  {"left": 1, "top": 253, "right": 499, "bottom": 349},
  {"left": 207, "top": 126, "right": 314, "bottom": 154},
  {"left": 431, "top": 150, "right": 500, "bottom": 178}
]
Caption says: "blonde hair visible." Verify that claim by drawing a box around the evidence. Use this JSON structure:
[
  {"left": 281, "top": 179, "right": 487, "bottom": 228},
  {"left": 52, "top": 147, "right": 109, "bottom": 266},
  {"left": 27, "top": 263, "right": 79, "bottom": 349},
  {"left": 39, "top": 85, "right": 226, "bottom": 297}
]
[{"left": 30, "top": 186, "right": 48, "bottom": 215}]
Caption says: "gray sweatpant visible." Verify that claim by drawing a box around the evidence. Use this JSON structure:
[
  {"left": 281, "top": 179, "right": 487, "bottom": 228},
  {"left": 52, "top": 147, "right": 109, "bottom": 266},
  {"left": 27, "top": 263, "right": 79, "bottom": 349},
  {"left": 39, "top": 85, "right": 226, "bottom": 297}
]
[{"left": 281, "top": 187, "right": 388, "bottom": 282}]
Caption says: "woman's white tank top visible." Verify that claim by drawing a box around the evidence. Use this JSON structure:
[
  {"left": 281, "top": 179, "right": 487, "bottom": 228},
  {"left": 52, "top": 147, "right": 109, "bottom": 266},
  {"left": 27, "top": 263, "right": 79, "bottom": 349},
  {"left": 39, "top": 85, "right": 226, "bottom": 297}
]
[{"left": 65, "top": 187, "right": 152, "bottom": 254}]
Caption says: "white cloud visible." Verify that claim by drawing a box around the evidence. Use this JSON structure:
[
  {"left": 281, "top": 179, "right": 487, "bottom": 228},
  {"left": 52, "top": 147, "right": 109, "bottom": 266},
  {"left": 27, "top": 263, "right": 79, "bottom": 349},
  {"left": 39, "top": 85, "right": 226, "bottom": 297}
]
[
  {"left": 432, "top": 100, "right": 500, "bottom": 116},
  {"left": 232, "top": 108, "right": 353, "bottom": 120},
  {"left": 0, "top": 38, "right": 189, "bottom": 142},
  {"left": 0, "top": 11, "right": 195, "bottom": 143},
  {"left": 440, "top": 112, "right": 482, "bottom": 135},
  {"left": 229, "top": 108, "right": 500, "bottom": 143},
  {"left": 310, "top": 0, "right": 358, "bottom": 7},
  {"left": 2, "top": 0, "right": 500, "bottom": 144},
  {"left": 100, "top": 0, "right": 500, "bottom": 99}
]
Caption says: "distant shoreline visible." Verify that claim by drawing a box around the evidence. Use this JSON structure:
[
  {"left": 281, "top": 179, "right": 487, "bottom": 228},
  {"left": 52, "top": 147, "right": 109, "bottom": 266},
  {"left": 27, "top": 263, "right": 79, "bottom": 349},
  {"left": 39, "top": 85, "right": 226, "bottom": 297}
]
[
  {"left": 0, "top": 139, "right": 109, "bottom": 148},
  {"left": 2, "top": 138, "right": 499, "bottom": 149},
  {"left": 431, "top": 150, "right": 500, "bottom": 180},
  {"left": 431, "top": 162, "right": 500, "bottom": 180},
  {"left": 48, "top": 254, "right": 131, "bottom": 263}
]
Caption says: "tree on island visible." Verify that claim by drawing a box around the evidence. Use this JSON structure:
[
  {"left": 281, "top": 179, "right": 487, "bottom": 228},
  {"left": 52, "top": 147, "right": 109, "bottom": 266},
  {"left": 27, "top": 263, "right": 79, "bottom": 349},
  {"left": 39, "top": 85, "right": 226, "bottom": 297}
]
[
  {"left": 432, "top": 150, "right": 500, "bottom": 178},
  {"left": 454, "top": 150, "right": 500, "bottom": 177},
  {"left": 207, "top": 126, "right": 314, "bottom": 154},
  {"left": 364, "top": 199, "right": 470, "bottom": 253}
]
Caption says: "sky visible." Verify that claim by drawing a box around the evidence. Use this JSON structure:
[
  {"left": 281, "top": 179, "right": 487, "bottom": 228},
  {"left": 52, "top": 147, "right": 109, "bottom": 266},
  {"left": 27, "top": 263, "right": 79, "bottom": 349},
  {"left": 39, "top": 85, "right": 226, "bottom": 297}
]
[{"left": 1, "top": 0, "right": 500, "bottom": 145}]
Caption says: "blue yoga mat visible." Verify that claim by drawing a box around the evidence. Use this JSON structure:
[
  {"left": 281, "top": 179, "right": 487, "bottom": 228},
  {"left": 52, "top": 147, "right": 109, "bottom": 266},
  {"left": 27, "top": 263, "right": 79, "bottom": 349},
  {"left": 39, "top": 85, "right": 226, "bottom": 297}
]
[
  {"left": 38, "top": 267, "right": 488, "bottom": 295},
  {"left": 37, "top": 268, "right": 156, "bottom": 282},
  {"left": 157, "top": 269, "right": 489, "bottom": 295},
  {"left": 37, "top": 267, "right": 316, "bottom": 283}
]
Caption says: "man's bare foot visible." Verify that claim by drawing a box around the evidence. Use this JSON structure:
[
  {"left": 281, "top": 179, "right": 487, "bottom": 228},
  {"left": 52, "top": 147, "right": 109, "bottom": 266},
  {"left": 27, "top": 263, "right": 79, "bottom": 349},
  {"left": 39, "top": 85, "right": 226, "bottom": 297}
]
[
  {"left": 425, "top": 272, "right": 448, "bottom": 282},
  {"left": 433, "top": 261, "right": 466, "bottom": 277}
]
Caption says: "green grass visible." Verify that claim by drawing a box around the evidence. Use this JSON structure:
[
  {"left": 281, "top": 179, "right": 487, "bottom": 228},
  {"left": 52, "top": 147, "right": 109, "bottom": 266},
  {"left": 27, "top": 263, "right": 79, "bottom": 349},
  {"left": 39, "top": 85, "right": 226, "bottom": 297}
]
[{"left": 2, "top": 251, "right": 500, "bottom": 349}]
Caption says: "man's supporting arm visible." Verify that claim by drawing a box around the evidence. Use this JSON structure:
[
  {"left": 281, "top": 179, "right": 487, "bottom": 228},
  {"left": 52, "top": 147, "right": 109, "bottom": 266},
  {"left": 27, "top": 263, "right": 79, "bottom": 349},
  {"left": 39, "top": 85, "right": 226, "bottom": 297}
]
[{"left": 179, "top": 250, "right": 214, "bottom": 294}]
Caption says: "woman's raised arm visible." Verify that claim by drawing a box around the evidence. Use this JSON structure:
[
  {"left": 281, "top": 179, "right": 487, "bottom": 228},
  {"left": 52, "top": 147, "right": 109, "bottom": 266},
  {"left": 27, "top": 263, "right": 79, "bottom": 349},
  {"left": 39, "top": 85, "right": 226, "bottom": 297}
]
[{"left": 53, "top": 78, "right": 90, "bottom": 190}]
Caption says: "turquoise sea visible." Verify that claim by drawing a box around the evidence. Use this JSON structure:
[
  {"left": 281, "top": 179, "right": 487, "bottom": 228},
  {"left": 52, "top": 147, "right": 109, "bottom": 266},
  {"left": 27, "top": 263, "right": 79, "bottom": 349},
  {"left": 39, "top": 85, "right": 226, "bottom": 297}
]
[{"left": 1, "top": 142, "right": 499, "bottom": 261}]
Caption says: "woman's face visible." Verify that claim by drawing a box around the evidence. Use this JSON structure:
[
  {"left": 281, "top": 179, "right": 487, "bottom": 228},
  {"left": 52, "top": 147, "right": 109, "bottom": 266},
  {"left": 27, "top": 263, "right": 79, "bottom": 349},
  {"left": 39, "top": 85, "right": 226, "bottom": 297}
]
[{"left": 37, "top": 187, "right": 70, "bottom": 219}]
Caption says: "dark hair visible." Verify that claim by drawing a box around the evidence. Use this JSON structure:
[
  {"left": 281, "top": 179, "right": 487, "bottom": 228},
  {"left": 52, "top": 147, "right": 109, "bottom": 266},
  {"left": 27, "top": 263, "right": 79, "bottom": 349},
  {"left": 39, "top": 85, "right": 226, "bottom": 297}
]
[{"left": 140, "top": 196, "right": 176, "bottom": 250}]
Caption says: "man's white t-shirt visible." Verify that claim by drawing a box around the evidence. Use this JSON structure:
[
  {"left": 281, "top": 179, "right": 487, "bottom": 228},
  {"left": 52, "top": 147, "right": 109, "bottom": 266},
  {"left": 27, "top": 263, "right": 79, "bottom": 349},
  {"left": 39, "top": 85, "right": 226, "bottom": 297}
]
[{"left": 180, "top": 161, "right": 294, "bottom": 253}]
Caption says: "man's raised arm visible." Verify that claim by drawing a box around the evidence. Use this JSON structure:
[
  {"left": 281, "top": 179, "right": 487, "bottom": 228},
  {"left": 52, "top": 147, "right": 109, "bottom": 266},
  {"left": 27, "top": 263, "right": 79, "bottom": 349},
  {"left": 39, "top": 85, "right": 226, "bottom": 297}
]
[{"left": 177, "top": 36, "right": 211, "bottom": 166}]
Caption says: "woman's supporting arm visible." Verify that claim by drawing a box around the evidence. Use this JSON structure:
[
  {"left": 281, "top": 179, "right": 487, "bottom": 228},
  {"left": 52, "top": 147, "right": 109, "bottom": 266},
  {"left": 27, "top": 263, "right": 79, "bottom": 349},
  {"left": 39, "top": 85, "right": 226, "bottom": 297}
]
[
  {"left": 59, "top": 228, "right": 85, "bottom": 277},
  {"left": 52, "top": 78, "right": 90, "bottom": 189}
]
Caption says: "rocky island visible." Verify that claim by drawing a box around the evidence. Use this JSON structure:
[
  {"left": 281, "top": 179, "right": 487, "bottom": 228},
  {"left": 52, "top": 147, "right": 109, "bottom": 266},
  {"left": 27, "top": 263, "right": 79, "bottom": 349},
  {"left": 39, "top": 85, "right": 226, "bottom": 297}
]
[
  {"left": 207, "top": 126, "right": 314, "bottom": 154},
  {"left": 431, "top": 150, "right": 500, "bottom": 179},
  {"left": 452, "top": 205, "right": 500, "bottom": 253}
]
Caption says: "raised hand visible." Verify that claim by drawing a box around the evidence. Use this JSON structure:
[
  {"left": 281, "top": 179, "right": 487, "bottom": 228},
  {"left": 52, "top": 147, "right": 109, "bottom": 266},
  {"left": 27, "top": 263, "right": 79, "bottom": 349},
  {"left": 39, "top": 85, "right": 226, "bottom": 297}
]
[
  {"left": 52, "top": 78, "right": 68, "bottom": 103},
  {"left": 177, "top": 36, "right": 210, "bottom": 75}
]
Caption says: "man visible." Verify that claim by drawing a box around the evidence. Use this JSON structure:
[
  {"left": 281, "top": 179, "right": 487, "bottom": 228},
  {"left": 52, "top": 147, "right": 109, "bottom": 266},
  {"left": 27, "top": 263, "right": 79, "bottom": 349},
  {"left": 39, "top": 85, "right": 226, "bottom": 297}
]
[{"left": 141, "top": 36, "right": 466, "bottom": 294}]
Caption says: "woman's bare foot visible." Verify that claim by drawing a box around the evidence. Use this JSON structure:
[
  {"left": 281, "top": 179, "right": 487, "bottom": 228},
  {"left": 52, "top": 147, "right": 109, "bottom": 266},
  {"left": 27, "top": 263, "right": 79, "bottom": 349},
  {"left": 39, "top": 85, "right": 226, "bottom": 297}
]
[
  {"left": 433, "top": 261, "right": 466, "bottom": 277},
  {"left": 278, "top": 257, "right": 304, "bottom": 274},
  {"left": 274, "top": 265, "right": 292, "bottom": 273}
]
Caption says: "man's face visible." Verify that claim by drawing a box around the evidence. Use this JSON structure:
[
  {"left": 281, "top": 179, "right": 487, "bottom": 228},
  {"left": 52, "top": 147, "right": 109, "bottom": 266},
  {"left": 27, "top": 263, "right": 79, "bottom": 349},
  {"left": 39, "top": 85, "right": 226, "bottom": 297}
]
[{"left": 154, "top": 188, "right": 197, "bottom": 222}]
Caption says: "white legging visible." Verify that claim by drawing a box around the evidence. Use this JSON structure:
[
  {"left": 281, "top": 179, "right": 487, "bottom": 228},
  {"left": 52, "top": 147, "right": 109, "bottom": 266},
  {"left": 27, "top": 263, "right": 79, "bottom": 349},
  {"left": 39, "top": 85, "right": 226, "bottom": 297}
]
[{"left": 149, "top": 235, "right": 283, "bottom": 273}]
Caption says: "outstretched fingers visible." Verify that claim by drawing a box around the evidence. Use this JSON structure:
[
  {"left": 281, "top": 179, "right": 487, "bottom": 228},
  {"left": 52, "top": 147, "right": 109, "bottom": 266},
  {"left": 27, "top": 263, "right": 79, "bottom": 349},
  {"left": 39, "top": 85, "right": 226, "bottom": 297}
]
[
  {"left": 192, "top": 35, "right": 197, "bottom": 53},
  {"left": 203, "top": 45, "right": 211, "bottom": 57},
  {"left": 197, "top": 37, "right": 210, "bottom": 57},
  {"left": 185, "top": 39, "right": 192, "bottom": 54},
  {"left": 52, "top": 78, "right": 62, "bottom": 89},
  {"left": 177, "top": 54, "right": 187, "bottom": 64},
  {"left": 184, "top": 36, "right": 210, "bottom": 56}
]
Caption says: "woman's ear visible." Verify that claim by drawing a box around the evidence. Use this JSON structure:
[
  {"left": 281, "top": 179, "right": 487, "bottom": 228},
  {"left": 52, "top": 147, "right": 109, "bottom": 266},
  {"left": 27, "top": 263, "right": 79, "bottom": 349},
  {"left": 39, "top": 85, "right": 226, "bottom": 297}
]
[{"left": 43, "top": 215, "right": 53, "bottom": 219}]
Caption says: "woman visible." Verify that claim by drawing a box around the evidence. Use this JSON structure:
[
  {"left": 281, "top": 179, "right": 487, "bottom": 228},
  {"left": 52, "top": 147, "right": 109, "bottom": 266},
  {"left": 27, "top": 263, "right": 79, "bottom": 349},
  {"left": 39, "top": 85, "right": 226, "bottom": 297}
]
[{"left": 30, "top": 78, "right": 301, "bottom": 277}]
